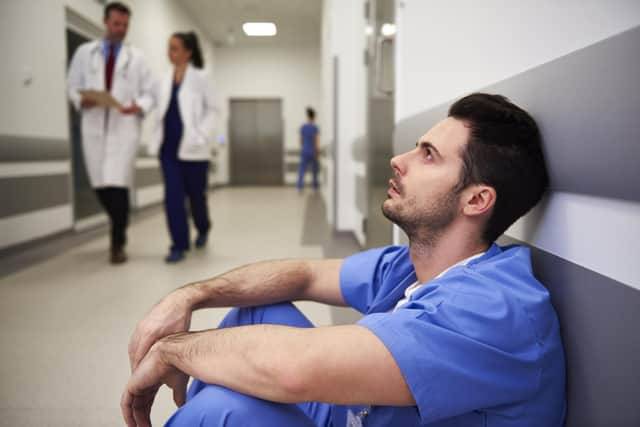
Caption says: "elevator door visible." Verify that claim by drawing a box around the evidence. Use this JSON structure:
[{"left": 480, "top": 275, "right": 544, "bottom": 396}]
[{"left": 229, "top": 99, "right": 284, "bottom": 185}]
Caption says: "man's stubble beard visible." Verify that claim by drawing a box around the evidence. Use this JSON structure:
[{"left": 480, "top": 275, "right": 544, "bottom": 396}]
[{"left": 381, "top": 188, "right": 459, "bottom": 250}]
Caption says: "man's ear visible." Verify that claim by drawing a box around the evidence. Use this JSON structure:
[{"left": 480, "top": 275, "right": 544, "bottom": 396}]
[{"left": 462, "top": 185, "right": 496, "bottom": 217}]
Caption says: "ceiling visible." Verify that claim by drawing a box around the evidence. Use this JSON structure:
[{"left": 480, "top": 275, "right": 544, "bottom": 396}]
[{"left": 180, "top": 0, "right": 322, "bottom": 48}]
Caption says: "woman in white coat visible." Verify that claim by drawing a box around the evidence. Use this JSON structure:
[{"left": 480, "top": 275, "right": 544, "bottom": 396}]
[{"left": 148, "top": 32, "right": 215, "bottom": 263}]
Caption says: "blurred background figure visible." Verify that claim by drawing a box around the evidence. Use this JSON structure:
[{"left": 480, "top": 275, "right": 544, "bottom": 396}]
[
  {"left": 67, "top": 2, "right": 154, "bottom": 265},
  {"left": 297, "top": 107, "right": 319, "bottom": 192},
  {"left": 147, "top": 32, "right": 215, "bottom": 263}
]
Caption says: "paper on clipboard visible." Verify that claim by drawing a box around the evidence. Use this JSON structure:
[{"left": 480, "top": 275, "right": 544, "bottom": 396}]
[{"left": 79, "top": 89, "right": 124, "bottom": 109}]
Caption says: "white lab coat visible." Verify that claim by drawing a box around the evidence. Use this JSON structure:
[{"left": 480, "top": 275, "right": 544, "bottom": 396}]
[
  {"left": 147, "top": 64, "right": 216, "bottom": 160},
  {"left": 67, "top": 40, "right": 154, "bottom": 188}
]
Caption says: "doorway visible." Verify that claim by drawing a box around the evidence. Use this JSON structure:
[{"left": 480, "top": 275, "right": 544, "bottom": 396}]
[
  {"left": 65, "top": 10, "right": 104, "bottom": 229},
  {"left": 364, "top": 0, "right": 395, "bottom": 249},
  {"left": 229, "top": 99, "right": 284, "bottom": 185}
]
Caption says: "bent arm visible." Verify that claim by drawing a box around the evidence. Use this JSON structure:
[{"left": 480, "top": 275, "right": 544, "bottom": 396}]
[
  {"left": 129, "top": 258, "right": 346, "bottom": 371},
  {"left": 157, "top": 323, "right": 415, "bottom": 406}
]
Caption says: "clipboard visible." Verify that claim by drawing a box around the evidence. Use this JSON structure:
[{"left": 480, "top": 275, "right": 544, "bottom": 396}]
[{"left": 79, "top": 89, "right": 124, "bottom": 109}]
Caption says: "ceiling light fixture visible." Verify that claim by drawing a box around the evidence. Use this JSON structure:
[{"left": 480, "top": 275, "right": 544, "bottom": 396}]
[
  {"left": 380, "top": 23, "right": 396, "bottom": 37},
  {"left": 242, "top": 22, "right": 277, "bottom": 37}
]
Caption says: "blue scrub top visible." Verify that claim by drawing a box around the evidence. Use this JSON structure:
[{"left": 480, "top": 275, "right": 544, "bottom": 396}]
[
  {"left": 334, "top": 244, "right": 566, "bottom": 427},
  {"left": 300, "top": 123, "right": 319, "bottom": 157}
]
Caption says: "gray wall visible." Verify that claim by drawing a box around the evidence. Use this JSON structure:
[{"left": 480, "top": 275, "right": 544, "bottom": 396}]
[{"left": 393, "top": 26, "right": 640, "bottom": 427}]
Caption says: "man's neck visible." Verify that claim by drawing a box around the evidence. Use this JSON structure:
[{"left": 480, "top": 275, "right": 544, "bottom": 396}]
[{"left": 408, "top": 227, "right": 489, "bottom": 283}]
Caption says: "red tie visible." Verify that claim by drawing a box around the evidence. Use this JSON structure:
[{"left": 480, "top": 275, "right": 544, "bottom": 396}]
[{"left": 105, "top": 43, "right": 115, "bottom": 91}]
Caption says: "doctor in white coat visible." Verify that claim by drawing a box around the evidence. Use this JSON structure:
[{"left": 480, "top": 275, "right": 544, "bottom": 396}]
[
  {"left": 67, "top": 2, "right": 154, "bottom": 264},
  {"left": 147, "top": 32, "right": 215, "bottom": 263}
]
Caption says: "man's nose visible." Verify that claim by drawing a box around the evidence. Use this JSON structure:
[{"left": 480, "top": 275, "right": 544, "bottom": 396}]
[
  {"left": 390, "top": 151, "right": 410, "bottom": 175},
  {"left": 390, "top": 152, "right": 407, "bottom": 176}
]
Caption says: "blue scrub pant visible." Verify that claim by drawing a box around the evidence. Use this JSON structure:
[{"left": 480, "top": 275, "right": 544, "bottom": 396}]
[
  {"left": 164, "top": 303, "right": 332, "bottom": 427},
  {"left": 160, "top": 156, "right": 211, "bottom": 251},
  {"left": 297, "top": 154, "right": 319, "bottom": 190}
]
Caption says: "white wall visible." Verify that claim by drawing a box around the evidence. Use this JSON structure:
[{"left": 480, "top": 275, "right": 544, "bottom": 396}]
[
  {"left": 212, "top": 45, "right": 322, "bottom": 185},
  {"left": 395, "top": 0, "right": 640, "bottom": 121},
  {"left": 394, "top": 0, "right": 640, "bottom": 289},
  {"left": 0, "top": 0, "right": 217, "bottom": 249},
  {"left": 321, "top": 0, "right": 367, "bottom": 244}
]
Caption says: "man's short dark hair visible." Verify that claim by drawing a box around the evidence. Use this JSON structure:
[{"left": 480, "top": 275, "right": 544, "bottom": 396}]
[
  {"left": 449, "top": 93, "right": 549, "bottom": 244},
  {"left": 306, "top": 107, "right": 316, "bottom": 120},
  {"left": 104, "top": 2, "right": 131, "bottom": 19}
]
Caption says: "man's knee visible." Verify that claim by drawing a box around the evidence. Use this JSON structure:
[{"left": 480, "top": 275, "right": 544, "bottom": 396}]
[
  {"left": 218, "top": 302, "right": 314, "bottom": 329},
  {"left": 166, "top": 384, "right": 316, "bottom": 427}
]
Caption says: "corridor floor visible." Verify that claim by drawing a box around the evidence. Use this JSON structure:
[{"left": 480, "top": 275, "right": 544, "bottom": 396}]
[{"left": 0, "top": 187, "right": 361, "bottom": 426}]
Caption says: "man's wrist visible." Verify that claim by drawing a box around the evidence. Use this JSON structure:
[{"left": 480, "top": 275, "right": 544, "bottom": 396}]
[
  {"left": 156, "top": 333, "right": 182, "bottom": 366},
  {"left": 174, "top": 283, "right": 206, "bottom": 311}
]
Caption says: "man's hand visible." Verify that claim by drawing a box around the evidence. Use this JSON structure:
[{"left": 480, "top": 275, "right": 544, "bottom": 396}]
[
  {"left": 128, "top": 291, "right": 193, "bottom": 371},
  {"left": 121, "top": 342, "right": 188, "bottom": 427},
  {"left": 80, "top": 97, "right": 97, "bottom": 108},
  {"left": 120, "top": 102, "right": 142, "bottom": 115}
]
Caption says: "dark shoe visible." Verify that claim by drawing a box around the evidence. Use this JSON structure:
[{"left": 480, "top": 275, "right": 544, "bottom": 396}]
[
  {"left": 194, "top": 233, "right": 208, "bottom": 249},
  {"left": 165, "top": 249, "right": 185, "bottom": 263},
  {"left": 110, "top": 246, "right": 127, "bottom": 265}
]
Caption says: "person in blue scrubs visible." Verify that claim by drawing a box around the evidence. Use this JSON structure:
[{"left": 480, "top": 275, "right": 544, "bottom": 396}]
[
  {"left": 148, "top": 32, "right": 216, "bottom": 263},
  {"left": 123, "top": 93, "right": 566, "bottom": 427},
  {"left": 298, "top": 107, "right": 320, "bottom": 191}
]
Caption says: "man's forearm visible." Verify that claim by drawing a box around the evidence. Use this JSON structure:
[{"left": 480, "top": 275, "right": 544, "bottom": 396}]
[
  {"left": 177, "top": 259, "right": 345, "bottom": 311},
  {"left": 178, "top": 260, "right": 311, "bottom": 310},
  {"left": 157, "top": 325, "right": 310, "bottom": 403},
  {"left": 155, "top": 323, "right": 415, "bottom": 406}
]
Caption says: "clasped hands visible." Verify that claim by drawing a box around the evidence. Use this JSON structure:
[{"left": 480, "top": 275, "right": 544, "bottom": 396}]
[{"left": 121, "top": 293, "right": 193, "bottom": 427}]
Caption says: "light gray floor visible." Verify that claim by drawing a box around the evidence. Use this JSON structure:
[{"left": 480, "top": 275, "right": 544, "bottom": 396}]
[{"left": 0, "top": 187, "right": 361, "bottom": 426}]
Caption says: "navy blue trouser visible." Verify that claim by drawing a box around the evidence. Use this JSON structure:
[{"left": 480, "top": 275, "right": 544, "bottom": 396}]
[
  {"left": 160, "top": 156, "right": 210, "bottom": 251},
  {"left": 164, "top": 303, "right": 333, "bottom": 427},
  {"left": 297, "top": 154, "right": 319, "bottom": 190}
]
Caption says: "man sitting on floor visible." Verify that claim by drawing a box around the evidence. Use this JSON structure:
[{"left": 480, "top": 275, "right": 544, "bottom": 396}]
[{"left": 122, "top": 93, "right": 566, "bottom": 427}]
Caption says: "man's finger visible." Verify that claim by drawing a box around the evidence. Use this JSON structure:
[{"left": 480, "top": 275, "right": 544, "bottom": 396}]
[
  {"left": 132, "top": 395, "right": 154, "bottom": 427},
  {"left": 132, "top": 335, "right": 156, "bottom": 371},
  {"left": 171, "top": 375, "right": 188, "bottom": 407},
  {"left": 128, "top": 332, "right": 140, "bottom": 370},
  {"left": 121, "top": 390, "right": 137, "bottom": 427}
]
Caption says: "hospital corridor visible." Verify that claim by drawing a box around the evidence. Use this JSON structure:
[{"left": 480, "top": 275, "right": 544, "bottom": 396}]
[{"left": 1, "top": 1, "right": 639, "bottom": 426}]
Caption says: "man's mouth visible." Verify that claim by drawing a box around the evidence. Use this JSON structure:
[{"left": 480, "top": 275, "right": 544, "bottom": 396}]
[{"left": 388, "top": 178, "right": 400, "bottom": 197}]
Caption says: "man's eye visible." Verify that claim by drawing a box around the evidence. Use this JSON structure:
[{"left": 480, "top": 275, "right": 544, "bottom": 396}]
[{"left": 424, "top": 148, "right": 433, "bottom": 160}]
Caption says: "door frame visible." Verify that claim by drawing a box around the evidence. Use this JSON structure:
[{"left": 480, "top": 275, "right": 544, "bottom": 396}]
[{"left": 64, "top": 8, "right": 105, "bottom": 231}]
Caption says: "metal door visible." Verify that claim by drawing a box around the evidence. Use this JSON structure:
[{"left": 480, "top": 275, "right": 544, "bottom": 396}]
[{"left": 229, "top": 99, "right": 284, "bottom": 185}]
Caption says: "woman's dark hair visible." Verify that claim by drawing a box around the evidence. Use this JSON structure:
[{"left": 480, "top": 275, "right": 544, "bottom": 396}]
[
  {"left": 173, "top": 32, "right": 204, "bottom": 69},
  {"left": 104, "top": 2, "right": 131, "bottom": 19},
  {"left": 306, "top": 107, "right": 316, "bottom": 120},
  {"left": 448, "top": 93, "right": 549, "bottom": 244}
]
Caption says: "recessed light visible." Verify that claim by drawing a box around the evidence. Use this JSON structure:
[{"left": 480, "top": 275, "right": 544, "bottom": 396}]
[
  {"left": 242, "top": 22, "right": 277, "bottom": 37},
  {"left": 380, "top": 23, "right": 396, "bottom": 37}
]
